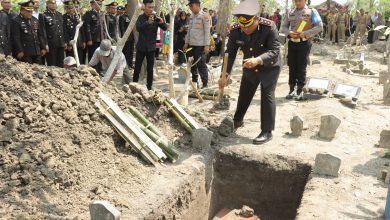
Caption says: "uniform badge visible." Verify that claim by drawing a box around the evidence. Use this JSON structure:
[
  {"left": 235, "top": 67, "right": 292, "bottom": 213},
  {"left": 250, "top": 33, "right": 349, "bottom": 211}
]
[{"left": 24, "top": 30, "right": 28, "bottom": 33}]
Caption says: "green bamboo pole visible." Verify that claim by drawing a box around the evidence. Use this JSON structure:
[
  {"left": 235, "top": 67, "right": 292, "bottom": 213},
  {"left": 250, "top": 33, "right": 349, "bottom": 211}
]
[
  {"left": 126, "top": 112, "right": 179, "bottom": 162},
  {"left": 128, "top": 106, "right": 164, "bottom": 138},
  {"left": 163, "top": 99, "right": 193, "bottom": 133}
]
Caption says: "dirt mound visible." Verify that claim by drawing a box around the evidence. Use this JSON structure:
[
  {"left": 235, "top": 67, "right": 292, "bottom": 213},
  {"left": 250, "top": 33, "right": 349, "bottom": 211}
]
[{"left": 0, "top": 55, "right": 189, "bottom": 219}]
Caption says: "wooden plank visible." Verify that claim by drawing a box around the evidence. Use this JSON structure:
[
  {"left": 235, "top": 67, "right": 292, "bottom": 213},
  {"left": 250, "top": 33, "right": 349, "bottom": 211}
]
[
  {"left": 98, "top": 92, "right": 167, "bottom": 160},
  {"left": 169, "top": 98, "right": 200, "bottom": 129},
  {"left": 95, "top": 102, "right": 159, "bottom": 166}
]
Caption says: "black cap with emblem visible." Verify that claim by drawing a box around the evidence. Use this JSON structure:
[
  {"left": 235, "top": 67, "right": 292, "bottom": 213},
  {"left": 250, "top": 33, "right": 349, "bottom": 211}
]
[
  {"left": 187, "top": 0, "right": 200, "bottom": 6},
  {"left": 105, "top": 1, "right": 118, "bottom": 7},
  {"left": 19, "top": 0, "right": 34, "bottom": 11},
  {"left": 63, "top": 0, "right": 73, "bottom": 6},
  {"left": 232, "top": 0, "right": 259, "bottom": 28},
  {"left": 117, "top": 5, "right": 124, "bottom": 10}
]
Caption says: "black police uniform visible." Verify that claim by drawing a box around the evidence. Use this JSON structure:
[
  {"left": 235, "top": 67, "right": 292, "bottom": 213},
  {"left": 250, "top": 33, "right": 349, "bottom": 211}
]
[
  {"left": 63, "top": 13, "right": 85, "bottom": 64},
  {"left": 84, "top": 9, "right": 103, "bottom": 62},
  {"left": 0, "top": 11, "right": 12, "bottom": 56},
  {"left": 43, "top": 9, "right": 65, "bottom": 67},
  {"left": 11, "top": 14, "right": 46, "bottom": 64},
  {"left": 119, "top": 11, "right": 135, "bottom": 68},
  {"left": 226, "top": 19, "right": 281, "bottom": 134},
  {"left": 105, "top": 13, "right": 118, "bottom": 41},
  {"left": 133, "top": 12, "right": 167, "bottom": 90},
  {"left": 1, "top": 9, "right": 18, "bottom": 20}
]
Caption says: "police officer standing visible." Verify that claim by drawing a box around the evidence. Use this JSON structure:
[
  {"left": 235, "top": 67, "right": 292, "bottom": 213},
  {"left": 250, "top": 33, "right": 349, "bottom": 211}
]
[
  {"left": 63, "top": 0, "right": 85, "bottom": 64},
  {"left": 337, "top": 8, "right": 347, "bottom": 43},
  {"left": 43, "top": 0, "right": 65, "bottom": 67},
  {"left": 327, "top": 9, "right": 337, "bottom": 43},
  {"left": 104, "top": 1, "right": 119, "bottom": 41},
  {"left": 11, "top": 0, "right": 46, "bottom": 64},
  {"left": 133, "top": 0, "right": 167, "bottom": 90},
  {"left": 184, "top": 0, "right": 211, "bottom": 89},
  {"left": 219, "top": 0, "right": 281, "bottom": 144},
  {"left": 352, "top": 9, "right": 369, "bottom": 45},
  {"left": 1, "top": 0, "right": 18, "bottom": 19},
  {"left": 281, "top": 0, "right": 323, "bottom": 100},
  {"left": 0, "top": 5, "right": 11, "bottom": 56},
  {"left": 119, "top": 4, "right": 135, "bottom": 68},
  {"left": 84, "top": 0, "right": 104, "bottom": 64}
]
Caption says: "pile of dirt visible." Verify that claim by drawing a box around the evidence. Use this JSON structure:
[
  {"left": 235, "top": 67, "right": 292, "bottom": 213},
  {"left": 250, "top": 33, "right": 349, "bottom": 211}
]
[{"left": 0, "top": 55, "right": 190, "bottom": 219}]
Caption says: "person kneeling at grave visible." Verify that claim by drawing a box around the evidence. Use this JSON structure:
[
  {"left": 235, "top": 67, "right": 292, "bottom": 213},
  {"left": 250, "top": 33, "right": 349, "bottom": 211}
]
[
  {"left": 88, "top": 39, "right": 132, "bottom": 85},
  {"left": 219, "top": 0, "right": 281, "bottom": 145}
]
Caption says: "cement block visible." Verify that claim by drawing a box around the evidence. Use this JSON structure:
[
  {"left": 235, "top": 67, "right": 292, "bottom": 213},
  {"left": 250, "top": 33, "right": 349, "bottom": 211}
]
[
  {"left": 313, "top": 153, "right": 341, "bottom": 177},
  {"left": 218, "top": 117, "right": 234, "bottom": 137},
  {"left": 379, "top": 71, "right": 390, "bottom": 84},
  {"left": 290, "top": 115, "right": 303, "bottom": 136},
  {"left": 319, "top": 115, "right": 341, "bottom": 139},
  {"left": 384, "top": 81, "right": 390, "bottom": 105},
  {"left": 192, "top": 128, "right": 213, "bottom": 149},
  {"left": 89, "top": 200, "right": 120, "bottom": 220},
  {"left": 380, "top": 130, "right": 390, "bottom": 149}
]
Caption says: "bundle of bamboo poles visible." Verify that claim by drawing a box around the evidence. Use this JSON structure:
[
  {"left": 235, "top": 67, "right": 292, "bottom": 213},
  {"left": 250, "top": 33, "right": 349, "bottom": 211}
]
[
  {"left": 189, "top": 89, "right": 230, "bottom": 101},
  {"left": 96, "top": 92, "right": 178, "bottom": 166},
  {"left": 163, "top": 98, "right": 200, "bottom": 134}
]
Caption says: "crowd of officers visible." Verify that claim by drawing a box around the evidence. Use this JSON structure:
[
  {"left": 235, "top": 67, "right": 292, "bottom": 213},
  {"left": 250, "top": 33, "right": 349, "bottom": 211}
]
[{"left": 0, "top": 0, "right": 135, "bottom": 68}]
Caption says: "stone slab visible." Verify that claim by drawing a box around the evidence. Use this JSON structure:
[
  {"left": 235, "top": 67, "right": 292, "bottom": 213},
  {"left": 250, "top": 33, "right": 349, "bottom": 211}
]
[
  {"left": 192, "top": 128, "right": 213, "bottom": 149},
  {"left": 89, "top": 200, "right": 120, "bottom": 220},
  {"left": 313, "top": 153, "right": 341, "bottom": 177}
]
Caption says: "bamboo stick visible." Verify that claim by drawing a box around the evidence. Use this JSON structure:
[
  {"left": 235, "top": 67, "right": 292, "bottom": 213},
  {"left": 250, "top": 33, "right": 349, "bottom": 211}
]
[
  {"left": 126, "top": 112, "right": 179, "bottom": 163},
  {"left": 98, "top": 92, "right": 167, "bottom": 160},
  {"left": 168, "top": 98, "right": 200, "bottom": 130},
  {"left": 128, "top": 106, "right": 164, "bottom": 138},
  {"left": 218, "top": 53, "right": 229, "bottom": 103},
  {"left": 95, "top": 102, "right": 158, "bottom": 166},
  {"left": 163, "top": 99, "right": 193, "bottom": 133}
]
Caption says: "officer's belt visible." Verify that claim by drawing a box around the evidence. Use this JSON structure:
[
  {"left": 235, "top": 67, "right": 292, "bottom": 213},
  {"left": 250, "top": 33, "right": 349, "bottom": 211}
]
[{"left": 290, "top": 37, "right": 308, "bottom": 43}]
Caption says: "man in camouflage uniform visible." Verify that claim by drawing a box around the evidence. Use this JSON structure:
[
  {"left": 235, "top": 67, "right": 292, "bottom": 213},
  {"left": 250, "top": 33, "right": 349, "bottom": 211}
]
[
  {"left": 327, "top": 9, "right": 337, "bottom": 43},
  {"left": 353, "top": 9, "right": 369, "bottom": 45},
  {"left": 337, "top": 8, "right": 348, "bottom": 42}
]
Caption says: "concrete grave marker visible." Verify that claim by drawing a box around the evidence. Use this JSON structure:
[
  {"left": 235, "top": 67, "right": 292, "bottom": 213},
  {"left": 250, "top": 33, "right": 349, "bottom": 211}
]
[
  {"left": 89, "top": 200, "right": 120, "bottom": 220},
  {"left": 319, "top": 115, "right": 341, "bottom": 139},
  {"left": 314, "top": 153, "right": 341, "bottom": 177},
  {"left": 384, "top": 81, "right": 390, "bottom": 105},
  {"left": 380, "top": 130, "right": 390, "bottom": 149},
  {"left": 290, "top": 115, "right": 304, "bottom": 136},
  {"left": 192, "top": 128, "right": 213, "bottom": 149}
]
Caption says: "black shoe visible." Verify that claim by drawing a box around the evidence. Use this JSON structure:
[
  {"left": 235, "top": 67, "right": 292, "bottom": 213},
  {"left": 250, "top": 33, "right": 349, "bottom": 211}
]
[
  {"left": 253, "top": 131, "right": 273, "bottom": 145},
  {"left": 286, "top": 91, "right": 296, "bottom": 99},
  {"left": 201, "top": 84, "right": 208, "bottom": 89},
  {"left": 233, "top": 120, "right": 244, "bottom": 130}
]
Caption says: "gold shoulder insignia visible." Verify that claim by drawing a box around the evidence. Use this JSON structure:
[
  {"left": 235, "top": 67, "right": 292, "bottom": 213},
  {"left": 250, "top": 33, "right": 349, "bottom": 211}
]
[{"left": 259, "top": 17, "right": 272, "bottom": 27}]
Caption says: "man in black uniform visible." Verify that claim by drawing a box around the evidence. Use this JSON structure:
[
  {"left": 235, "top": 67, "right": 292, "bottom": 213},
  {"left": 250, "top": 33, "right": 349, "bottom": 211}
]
[
  {"left": 104, "top": 1, "right": 119, "bottom": 41},
  {"left": 220, "top": 0, "right": 281, "bottom": 144},
  {"left": 11, "top": 0, "right": 46, "bottom": 64},
  {"left": 63, "top": 0, "right": 85, "bottom": 64},
  {"left": 1, "top": 0, "right": 18, "bottom": 19},
  {"left": 84, "top": 0, "right": 104, "bottom": 63},
  {"left": 42, "top": 0, "right": 65, "bottom": 67},
  {"left": 119, "top": 4, "right": 135, "bottom": 68},
  {"left": 0, "top": 8, "right": 11, "bottom": 56},
  {"left": 133, "top": 0, "right": 167, "bottom": 90}
]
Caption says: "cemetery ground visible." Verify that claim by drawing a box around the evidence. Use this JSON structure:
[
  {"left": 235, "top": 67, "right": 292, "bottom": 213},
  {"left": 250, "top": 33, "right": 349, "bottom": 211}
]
[{"left": 0, "top": 41, "right": 389, "bottom": 219}]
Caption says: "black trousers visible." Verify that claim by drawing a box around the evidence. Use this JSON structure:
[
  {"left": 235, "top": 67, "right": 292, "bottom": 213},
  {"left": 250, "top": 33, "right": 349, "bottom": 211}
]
[
  {"left": 133, "top": 50, "right": 155, "bottom": 90},
  {"left": 22, "top": 55, "right": 42, "bottom": 64},
  {"left": 287, "top": 40, "right": 312, "bottom": 90},
  {"left": 65, "top": 47, "right": 84, "bottom": 65},
  {"left": 234, "top": 76, "right": 277, "bottom": 132},
  {"left": 187, "top": 45, "right": 208, "bottom": 86},
  {"left": 123, "top": 40, "right": 134, "bottom": 67},
  {"left": 46, "top": 46, "right": 65, "bottom": 67}
]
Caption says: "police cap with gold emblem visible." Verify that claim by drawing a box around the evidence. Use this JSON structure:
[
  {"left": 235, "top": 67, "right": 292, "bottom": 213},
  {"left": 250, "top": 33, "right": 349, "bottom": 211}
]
[
  {"left": 19, "top": 0, "right": 34, "bottom": 11},
  {"left": 63, "top": 0, "right": 73, "bottom": 5},
  {"left": 105, "top": 1, "right": 118, "bottom": 7},
  {"left": 232, "top": 0, "right": 259, "bottom": 28},
  {"left": 117, "top": 5, "right": 124, "bottom": 10}
]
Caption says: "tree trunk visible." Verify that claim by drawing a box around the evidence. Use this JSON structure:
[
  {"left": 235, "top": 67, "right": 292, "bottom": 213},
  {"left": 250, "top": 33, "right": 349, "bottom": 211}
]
[{"left": 215, "top": 0, "right": 230, "bottom": 56}]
